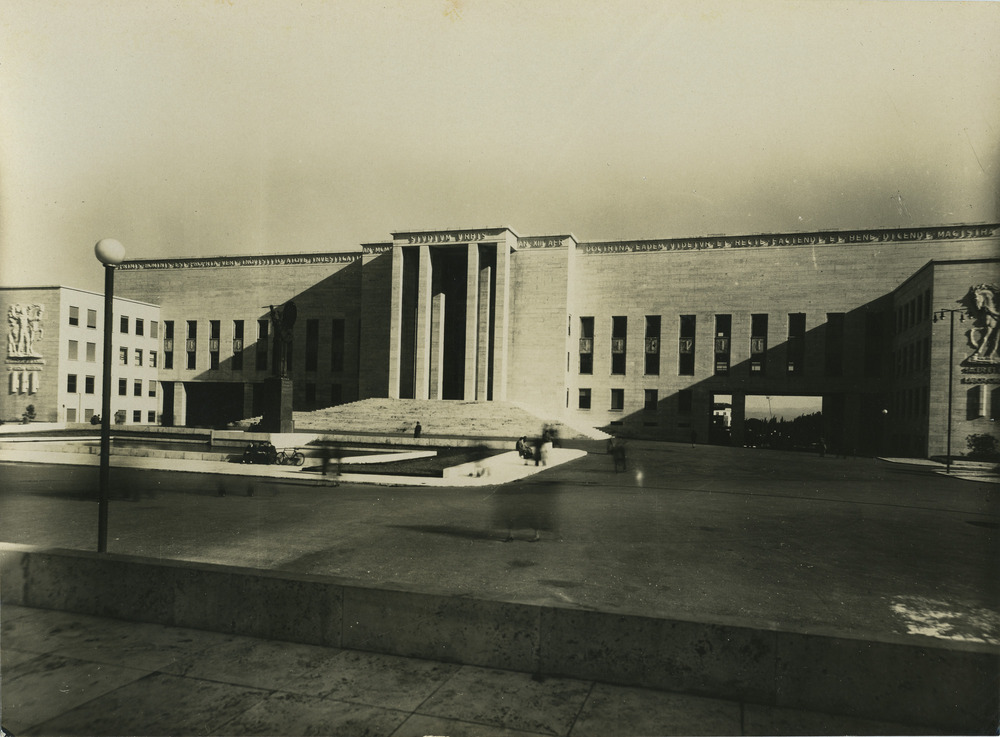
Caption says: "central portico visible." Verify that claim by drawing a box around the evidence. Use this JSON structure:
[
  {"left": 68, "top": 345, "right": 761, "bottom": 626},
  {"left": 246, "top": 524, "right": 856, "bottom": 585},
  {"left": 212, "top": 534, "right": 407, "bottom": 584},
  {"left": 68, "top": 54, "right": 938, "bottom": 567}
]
[{"left": 388, "top": 228, "right": 518, "bottom": 401}]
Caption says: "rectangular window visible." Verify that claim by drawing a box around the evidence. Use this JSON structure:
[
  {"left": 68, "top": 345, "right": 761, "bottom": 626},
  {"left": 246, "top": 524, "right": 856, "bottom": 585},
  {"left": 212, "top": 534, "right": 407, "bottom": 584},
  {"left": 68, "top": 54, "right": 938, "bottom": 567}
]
[
  {"left": 305, "top": 382, "right": 317, "bottom": 407},
  {"left": 135, "top": 318, "right": 144, "bottom": 336},
  {"left": 187, "top": 320, "right": 197, "bottom": 370},
  {"left": 85, "top": 375, "right": 95, "bottom": 394},
  {"left": 150, "top": 350, "right": 157, "bottom": 368},
  {"left": 84, "top": 408, "right": 94, "bottom": 421},
  {"left": 306, "top": 319, "right": 319, "bottom": 372},
  {"left": 118, "top": 378, "right": 127, "bottom": 396},
  {"left": 233, "top": 320, "right": 244, "bottom": 371},
  {"left": 148, "top": 381, "right": 157, "bottom": 397},
  {"left": 68, "top": 340, "right": 79, "bottom": 360},
  {"left": 133, "top": 410, "right": 142, "bottom": 423},
  {"left": 148, "top": 410, "right": 156, "bottom": 423},
  {"left": 679, "top": 315, "right": 696, "bottom": 376},
  {"left": 610, "top": 388, "right": 624, "bottom": 411},
  {"left": 119, "top": 347, "right": 128, "bottom": 365},
  {"left": 69, "top": 306, "right": 80, "bottom": 326},
  {"left": 120, "top": 315, "right": 129, "bottom": 334},
  {"left": 714, "top": 314, "right": 731, "bottom": 375},
  {"left": 134, "top": 349, "right": 143, "bottom": 367},
  {"left": 67, "top": 408, "right": 77, "bottom": 423},
  {"left": 164, "top": 320, "right": 174, "bottom": 367},
  {"left": 644, "top": 316, "right": 660, "bottom": 375},
  {"left": 678, "top": 389, "right": 693, "bottom": 414},
  {"left": 611, "top": 316, "right": 627, "bottom": 375},
  {"left": 750, "top": 313, "right": 768, "bottom": 374},
  {"left": 151, "top": 320, "right": 158, "bottom": 339},
  {"left": 84, "top": 342, "right": 95, "bottom": 362},
  {"left": 330, "top": 383, "right": 343, "bottom": 406},
  {"left": 331, "top": 318, "right": 345, "bottom": 372},
  {"left": 579, "top": 316, "right": 594, "bottom": 374},
  {"left": 578, "top": 388, "right": 592, "bottom": 410},
  {"left": 257, "top": 319, "right": 269, "bottom": 371},
  {"left": 644, "top": 388, "right": 658, "bottom": 411},
  {"left": 87, "top": 309, "right": 97, "bottom": 328},
  {"left": 825, "top": 313, "right": 845, "bottom": 376},
  {"left": 134, "top": 379, "right": 142, "bottom": 397},
  {"left": 787, "top": 313, "right": 806, "bottom": 375},
  {"left": 67, "top": 374, "right": 77, "bottom": 393},
  {"left": 209, "top": 320, "right": 220, "bottom": 370}
]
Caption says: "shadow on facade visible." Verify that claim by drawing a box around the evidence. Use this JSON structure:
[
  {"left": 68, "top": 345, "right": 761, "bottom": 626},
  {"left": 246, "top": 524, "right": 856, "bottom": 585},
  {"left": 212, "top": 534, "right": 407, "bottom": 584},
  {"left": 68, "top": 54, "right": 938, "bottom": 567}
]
[
  {"left": 599, "top": 297, "right": 898, "bottom": 457},
  {"left": 160, "top": 260, "right": 366, "bottom": 429}
]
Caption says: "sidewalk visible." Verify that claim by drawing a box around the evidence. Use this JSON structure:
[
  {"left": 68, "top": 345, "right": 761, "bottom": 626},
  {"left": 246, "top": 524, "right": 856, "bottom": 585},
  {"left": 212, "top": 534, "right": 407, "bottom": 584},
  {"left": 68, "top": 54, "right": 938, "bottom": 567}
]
[
  {"left": 0, "top": 445, "right": 585, "bottom": 487},
  {"left": 1, "top": 604, "right": 941, "bottom": 737}
]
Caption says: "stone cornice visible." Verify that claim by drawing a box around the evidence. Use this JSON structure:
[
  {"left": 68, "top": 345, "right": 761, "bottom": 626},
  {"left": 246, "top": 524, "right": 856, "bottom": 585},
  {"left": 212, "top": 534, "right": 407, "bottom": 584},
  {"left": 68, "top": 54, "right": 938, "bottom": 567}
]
[{"left": 579, "top": 224, "right": 998, "bottom": 255}]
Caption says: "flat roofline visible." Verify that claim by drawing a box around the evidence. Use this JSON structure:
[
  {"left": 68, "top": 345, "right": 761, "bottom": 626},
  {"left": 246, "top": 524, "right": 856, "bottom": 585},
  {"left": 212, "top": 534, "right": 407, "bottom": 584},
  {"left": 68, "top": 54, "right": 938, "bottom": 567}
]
[{"left": 0, "top": 284, "right": 160, "bottom": 307}]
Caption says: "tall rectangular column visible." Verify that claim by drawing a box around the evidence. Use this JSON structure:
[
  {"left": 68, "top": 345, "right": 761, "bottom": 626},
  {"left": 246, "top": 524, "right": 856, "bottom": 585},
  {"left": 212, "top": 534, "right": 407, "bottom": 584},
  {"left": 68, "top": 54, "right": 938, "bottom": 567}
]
[
  {"left": 492, "top": 243, "right": 510, "bottom": 401},
  {"left": 464, "top": 243, "right": 480, "bottom": 400},
  {"left": 387, "top": 246, "right": 404, "bottom": 399},
  {"left": 429, "top": 293, "right": 445, "bottom": 399},
  {"left": 476, "top": 265, "right": 491, "bottom": 401},
  {"left": 173, "top": 381, "right": 187, "bottom": 427},
  {"left": 413, "top": 245, "right": 433, "bottom": 399}
]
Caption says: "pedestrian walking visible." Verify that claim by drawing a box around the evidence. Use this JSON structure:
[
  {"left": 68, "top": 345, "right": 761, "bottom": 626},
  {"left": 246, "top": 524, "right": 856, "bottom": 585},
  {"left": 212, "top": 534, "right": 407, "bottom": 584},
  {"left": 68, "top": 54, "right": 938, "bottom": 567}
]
[{"left": 414, "top": 421, "right": 422, "bottom": 439}]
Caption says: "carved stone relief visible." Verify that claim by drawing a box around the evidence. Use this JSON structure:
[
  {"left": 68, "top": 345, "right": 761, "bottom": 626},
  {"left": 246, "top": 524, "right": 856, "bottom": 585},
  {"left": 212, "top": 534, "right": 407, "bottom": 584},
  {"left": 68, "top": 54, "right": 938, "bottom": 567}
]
[{"left": 7, "top": 304, "right": 44, "bottom": 358}]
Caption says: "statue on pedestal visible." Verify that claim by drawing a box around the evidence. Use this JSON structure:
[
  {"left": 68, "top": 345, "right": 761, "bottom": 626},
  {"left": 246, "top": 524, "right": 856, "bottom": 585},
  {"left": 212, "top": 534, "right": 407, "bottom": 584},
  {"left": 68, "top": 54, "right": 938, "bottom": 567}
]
[{"left": 267, "top": 300, "right": 297, "bottom": 378}]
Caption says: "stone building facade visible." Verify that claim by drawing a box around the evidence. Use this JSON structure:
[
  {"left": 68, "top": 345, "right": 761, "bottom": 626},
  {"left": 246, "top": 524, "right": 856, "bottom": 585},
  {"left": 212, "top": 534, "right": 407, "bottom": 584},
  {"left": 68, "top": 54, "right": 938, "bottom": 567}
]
[
  {"left": 5, "top": 223, "right": 998, "bottom": 458},
  {"left": 0, "top": 286, "right": 160, "bottom": 425}
]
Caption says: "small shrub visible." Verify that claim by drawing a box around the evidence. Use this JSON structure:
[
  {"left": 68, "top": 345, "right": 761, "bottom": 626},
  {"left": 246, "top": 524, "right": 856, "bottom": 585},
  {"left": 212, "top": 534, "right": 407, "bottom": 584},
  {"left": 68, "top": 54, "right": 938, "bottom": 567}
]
[{"left": 965, "top": 433, "right": 1000, "bottom": 461}]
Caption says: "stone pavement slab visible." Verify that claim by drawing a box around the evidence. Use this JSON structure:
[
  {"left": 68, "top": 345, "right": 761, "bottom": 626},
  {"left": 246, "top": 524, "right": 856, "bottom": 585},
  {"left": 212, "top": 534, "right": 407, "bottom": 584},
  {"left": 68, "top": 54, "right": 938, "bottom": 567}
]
[{"left": 1, "top": 605, "right": 945, "bottom": 736}]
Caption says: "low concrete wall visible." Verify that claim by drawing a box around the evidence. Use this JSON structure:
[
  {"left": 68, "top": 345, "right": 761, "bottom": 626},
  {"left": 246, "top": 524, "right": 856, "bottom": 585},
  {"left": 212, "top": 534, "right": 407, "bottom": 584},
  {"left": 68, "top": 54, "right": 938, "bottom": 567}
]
[{"left": 1, "top": 544, "right": 995, "bottom": 733}]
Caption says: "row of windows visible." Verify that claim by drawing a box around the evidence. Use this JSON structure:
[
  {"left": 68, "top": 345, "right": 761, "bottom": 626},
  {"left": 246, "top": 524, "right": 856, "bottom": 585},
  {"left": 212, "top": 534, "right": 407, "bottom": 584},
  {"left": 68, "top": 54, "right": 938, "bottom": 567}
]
[
  {"left": 119, "top": 347, "right": 158, "bottom": 368},
  {"left": 67, "top": 307, "right": 159, "bottom": 338},
  {"left": 67, "top": 374, "right": 157, "bottom": 398},
  {"left": 577, "top": 387, "right": 692, "bottom": 413},
  {"left": 66, "top": 408, "right": 157, "bottom": 424},
  {"left": 65, "top": 374, "right": 95, "bottom": 394},
  {"left": 161, "top": 318, "right": 346, "bottom": 373},
  {"left": 894, "top": 338, "right": 930, "bottom": 378},
  {"left": 67, "top": 306, "right": 97, "bottom": 329},
  {"left": 116, "top": 378, "right": 158, "bottom": 398},
  {"left": 576, "top": 313, "right": 849, "bottom": 377},
  {"left": 118, "top": 316, "right": 159, "bottom": 338},
  {"left": 896, "top": 289, "right": 932, "bottom": 334}
]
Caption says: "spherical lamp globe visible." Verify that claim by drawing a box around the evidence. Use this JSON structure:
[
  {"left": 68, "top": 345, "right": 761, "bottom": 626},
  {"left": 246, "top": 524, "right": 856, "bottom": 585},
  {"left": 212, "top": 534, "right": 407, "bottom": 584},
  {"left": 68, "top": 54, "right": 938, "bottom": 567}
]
[{"left": 94, "top": 238, "right": 126, "bottom": 266}]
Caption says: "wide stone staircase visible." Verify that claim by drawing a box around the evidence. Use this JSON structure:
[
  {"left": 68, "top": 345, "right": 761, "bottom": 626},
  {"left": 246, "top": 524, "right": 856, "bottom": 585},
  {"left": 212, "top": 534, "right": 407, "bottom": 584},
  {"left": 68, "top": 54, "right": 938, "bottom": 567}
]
[{"left": 293, "top": 398, "right": 607, "bottom": 441}]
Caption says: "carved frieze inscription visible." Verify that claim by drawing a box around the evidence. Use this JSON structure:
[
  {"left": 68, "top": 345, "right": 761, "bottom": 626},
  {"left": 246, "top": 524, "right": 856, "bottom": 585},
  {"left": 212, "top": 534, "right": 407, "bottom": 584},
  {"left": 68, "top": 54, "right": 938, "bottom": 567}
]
[
  {"left": 119, "top": 253, "right": 359, "bottom": 270},
  {"left": 581, "top": 225, "right": 996, "bottom": 255}
]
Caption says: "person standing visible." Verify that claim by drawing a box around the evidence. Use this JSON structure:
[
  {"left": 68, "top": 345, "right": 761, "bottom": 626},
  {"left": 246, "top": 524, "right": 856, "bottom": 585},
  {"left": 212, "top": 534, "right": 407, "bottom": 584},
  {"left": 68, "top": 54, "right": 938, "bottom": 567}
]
[{"left": 414, "top": 421, "right": 422, "bottom": 439}]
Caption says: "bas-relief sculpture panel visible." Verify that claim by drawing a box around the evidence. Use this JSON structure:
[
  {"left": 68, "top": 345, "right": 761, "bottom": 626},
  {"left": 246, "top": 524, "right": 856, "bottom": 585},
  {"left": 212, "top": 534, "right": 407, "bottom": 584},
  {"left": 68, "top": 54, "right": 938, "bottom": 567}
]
[{"left": 6, "top": 303, "right": 45, "bottom": 394}]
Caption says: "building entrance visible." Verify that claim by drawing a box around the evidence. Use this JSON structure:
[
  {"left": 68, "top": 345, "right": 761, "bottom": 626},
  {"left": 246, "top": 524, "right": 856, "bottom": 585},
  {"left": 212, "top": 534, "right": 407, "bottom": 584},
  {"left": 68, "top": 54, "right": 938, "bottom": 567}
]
[{"left": 390, "top": 236, "right": 509, "bottom": 402}]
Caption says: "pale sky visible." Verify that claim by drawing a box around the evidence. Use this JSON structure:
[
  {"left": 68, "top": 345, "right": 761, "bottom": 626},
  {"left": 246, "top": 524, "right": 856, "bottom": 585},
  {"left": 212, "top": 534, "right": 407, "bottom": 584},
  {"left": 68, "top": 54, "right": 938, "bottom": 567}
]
[{"left": 2, "top": 0, "right": 998, "bottom": 292}]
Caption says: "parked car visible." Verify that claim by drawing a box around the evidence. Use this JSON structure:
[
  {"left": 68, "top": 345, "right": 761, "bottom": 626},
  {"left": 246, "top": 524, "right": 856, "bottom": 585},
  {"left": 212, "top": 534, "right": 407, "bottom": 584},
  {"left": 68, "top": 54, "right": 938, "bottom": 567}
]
[{"left": 242, "top": 440, "right": 277, "bottom": 465}]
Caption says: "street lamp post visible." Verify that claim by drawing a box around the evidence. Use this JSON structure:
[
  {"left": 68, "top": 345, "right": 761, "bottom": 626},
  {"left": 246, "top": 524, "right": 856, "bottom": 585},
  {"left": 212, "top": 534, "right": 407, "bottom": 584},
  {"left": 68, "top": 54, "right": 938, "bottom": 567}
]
[
  {"left": 933, "top": 306, "right": 965, "bottom": 474},
  {"left": 95, "top": 238, "right": 125, "bottom": 552}
]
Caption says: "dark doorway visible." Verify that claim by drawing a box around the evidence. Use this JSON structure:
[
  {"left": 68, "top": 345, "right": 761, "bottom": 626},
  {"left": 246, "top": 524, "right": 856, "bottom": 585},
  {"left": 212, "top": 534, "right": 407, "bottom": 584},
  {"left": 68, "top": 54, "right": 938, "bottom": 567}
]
[
  {"left": 434, "top": 248, "right": 468, "bottom": 399},
  {"left": 161, "top": 382, "right": 175, "bottom": 427},
  {"left": 184, "top": 382, "right": 244, "bottom": 428}
]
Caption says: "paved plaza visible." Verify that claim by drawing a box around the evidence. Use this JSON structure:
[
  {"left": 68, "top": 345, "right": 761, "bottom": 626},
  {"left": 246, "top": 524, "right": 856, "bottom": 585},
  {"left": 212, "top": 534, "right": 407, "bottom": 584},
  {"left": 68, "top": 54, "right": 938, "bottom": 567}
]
[
  {"left": 1, "top": 440, "right": 998, "bottom": 734},
  {"left": 1, "top": 441, "right": 997, "bottom": 642}
]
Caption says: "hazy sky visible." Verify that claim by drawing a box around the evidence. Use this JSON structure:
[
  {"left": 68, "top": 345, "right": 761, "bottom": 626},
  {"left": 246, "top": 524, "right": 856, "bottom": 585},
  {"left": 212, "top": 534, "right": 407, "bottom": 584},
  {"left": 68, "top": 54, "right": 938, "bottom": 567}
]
[{"left": 2, "top": 0, "right": 998, "bottom": 292}]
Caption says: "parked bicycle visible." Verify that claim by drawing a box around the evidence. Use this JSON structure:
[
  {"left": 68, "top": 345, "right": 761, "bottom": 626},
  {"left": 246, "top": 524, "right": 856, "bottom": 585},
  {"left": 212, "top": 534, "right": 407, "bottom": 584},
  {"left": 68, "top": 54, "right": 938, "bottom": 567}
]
[{"left": 276, "top": 448, "right": 305, "bottom": 466}]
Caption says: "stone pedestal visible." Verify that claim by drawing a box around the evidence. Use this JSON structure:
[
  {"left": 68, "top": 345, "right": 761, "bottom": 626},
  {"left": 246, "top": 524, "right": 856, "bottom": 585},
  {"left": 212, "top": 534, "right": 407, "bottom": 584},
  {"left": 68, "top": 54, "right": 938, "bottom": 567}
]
[{"left": 262, "top": 377, "right": 294, "bottom": 433}]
